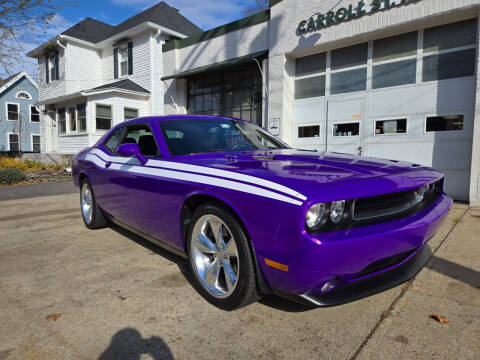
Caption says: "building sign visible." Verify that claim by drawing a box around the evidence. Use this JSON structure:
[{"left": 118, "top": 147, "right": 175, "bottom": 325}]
[
  {"left": 269, "top": 118, "right": 280, "bottom": 136},
  {"left": 298, "top": 0, "right": 422, "bottom": 34}
]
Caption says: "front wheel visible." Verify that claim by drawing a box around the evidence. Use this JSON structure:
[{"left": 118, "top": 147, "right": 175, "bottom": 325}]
[
  {"left": 80, "top": 179, "right": 108, "bottom": 229},
  {"left": 187, "top": 203, "right": 260, "bottom": 310}
]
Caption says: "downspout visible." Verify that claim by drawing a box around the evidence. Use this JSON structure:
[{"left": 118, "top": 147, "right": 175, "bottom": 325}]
[
  {"left": 151, "top": 29, "right": 162, "bottom": 115},
  {"left": 57, "top": 38, "right": 67, "bottom": 90}
]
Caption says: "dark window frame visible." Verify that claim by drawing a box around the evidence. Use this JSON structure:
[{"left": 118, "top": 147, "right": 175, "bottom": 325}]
[
  {"left": 30, "top": 105, "right": 40, "bottom": 122},
  {"left": 96, "top": 104, "right": 113, "bottom": 131},
  {"left": 332, "top": 122, "right": 360, "bottom": 137},
  {"left": 425, "top": 115, "right": 464, "bottom": 133}
]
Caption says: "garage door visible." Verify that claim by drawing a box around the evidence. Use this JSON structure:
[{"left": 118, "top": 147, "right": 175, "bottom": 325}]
[{"left": 292, "top": 19, "right": 477, "bottom": 200}]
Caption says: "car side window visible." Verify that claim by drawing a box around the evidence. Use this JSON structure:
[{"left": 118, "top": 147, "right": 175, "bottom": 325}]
[
  {"left": 105, "top": 127, "right": 126, "bottom": 153},
  {"left": 122, "top": 124, "right": 160, "bottom": 157}
]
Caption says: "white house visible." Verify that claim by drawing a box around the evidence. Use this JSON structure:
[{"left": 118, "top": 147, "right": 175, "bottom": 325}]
[{"left": 27, "top": 1, "right": 201, "bottom": 155}]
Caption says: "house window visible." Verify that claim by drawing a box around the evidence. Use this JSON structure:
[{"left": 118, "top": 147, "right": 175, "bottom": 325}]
[
  {"left": 7, "top": 103, "right": 19, "bottom": 121},
  {"left": 16, "top": 92, "right": 32, "bottom": 100},
  {"left": 30, "top": 106, "right": 40, "bottom": 122},
  {"left": 32, "top": 135, "right": 41, "bottom": 152},
  {"left": 69, "top": 107, "right": 76, "bottom": 132},
  {"left": 9, "top": 134, "right": 19, "bottom": 151},
  {"left": 96, "top": 104, "right": 112, "bottom": 130},
  {"left": 375, "top": 119, "right": 407, "bottom": 135},
  {"left": 426, "top": 115, "right": 464, "bottom": 132},
  {"left": 49, "top": 54, "right": 58, "bottom": 81},
  {"left": 58, "top": 108, "right": 66, "bottom": 134},
  {"left": 124, "top": 107, "right": 139, "bottom": 121},
  {"left": 77, "top": 103, "right": 87, "bottom": 132},
  {"left": 119, "top": 44, "right": 129, "bottom": 77},
  {"left": 333, "top": 123, "right": 360, "bottom": 137}
]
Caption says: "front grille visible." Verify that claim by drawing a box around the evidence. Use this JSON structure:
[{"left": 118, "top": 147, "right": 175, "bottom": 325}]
[{"left": 353, "top": 189, "right": 419, "bottom": 221}]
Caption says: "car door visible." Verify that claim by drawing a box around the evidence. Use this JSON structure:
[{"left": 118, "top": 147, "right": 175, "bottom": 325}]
[{"left": 101, "top": 123, "right": 164, "bottom": 238}]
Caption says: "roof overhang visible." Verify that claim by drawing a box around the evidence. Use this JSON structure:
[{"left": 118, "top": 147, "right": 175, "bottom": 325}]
[
  {"left": 0, "top": 71, "right": 38, "bottom": 95},
  {"left": 161, "top": 50, "right": 268, "bottom": 81},
  {"left": 38, "top": 88, "right": 150, "bottom": 105}
]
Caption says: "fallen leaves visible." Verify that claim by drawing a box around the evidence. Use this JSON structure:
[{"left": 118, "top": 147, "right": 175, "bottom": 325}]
[
  {"left": 430, "top": 314, "right": 449, "bottom": 324},
  {"left": 45, "top": 313, "right": 62, "bottom": 322}
]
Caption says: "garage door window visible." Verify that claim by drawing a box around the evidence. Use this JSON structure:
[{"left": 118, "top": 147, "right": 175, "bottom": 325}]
[
  {"left": 331, "top": 68, "right": 367, "bottom": 95},
  {"left": 373, "top": 59, "right": 417, "bottom": 89},
  {"left": 295, "top": 75, "right": 326, "bottom": 99},
  {"left": 375, "top": 119, "right": 407, "bottom": 135},
  {"left": 331, "top": 43, "right": 368, "bottom": 70},
  {"left": 423, "top": 19, "right": 477, "bottom": 53},
  {"left": 423, "top": 49, "right": 476, "bottom": 82},
  {"left": 373, "top": 32, "right": 418, "bottom": 63},
  {"left": 426, "top": 115, "right": 464, "bottom": 132},
  {"left": 296, "top": 53, "right": 326, "bottom": 77},
  {"left": 298, "top": 125, "right": 320, "bottom": 138},
  {"left": 333, "top": 123, "right": 360, "bottom": 137}
]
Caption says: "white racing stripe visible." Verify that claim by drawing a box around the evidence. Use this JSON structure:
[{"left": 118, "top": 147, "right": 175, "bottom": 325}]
[
  {"left": 85, "top": 153, "right": 304, "bottom": 206},
  {"left": 89, "top": 148, "right": 307, "bottom": 201}
]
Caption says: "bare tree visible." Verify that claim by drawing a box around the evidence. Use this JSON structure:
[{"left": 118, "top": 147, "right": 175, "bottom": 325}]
[
  {"left": 242, "top": 0, "right": 269, "bottom": 16},
  {"left": 0, "top": 0, "right": 74, "bottom": 75}
]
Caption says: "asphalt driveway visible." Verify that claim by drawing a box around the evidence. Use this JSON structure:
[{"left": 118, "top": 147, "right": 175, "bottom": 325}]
[{"left": 0, "top": 193, "right": 478, "bottom": 359}]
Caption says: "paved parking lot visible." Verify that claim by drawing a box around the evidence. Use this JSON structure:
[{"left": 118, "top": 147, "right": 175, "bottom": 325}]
[{"left": 0, "top": 192, "right": 479, "bottom": 359}]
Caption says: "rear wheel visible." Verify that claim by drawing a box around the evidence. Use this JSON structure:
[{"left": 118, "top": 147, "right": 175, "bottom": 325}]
[
  {"left": 80, "top": 179, "right": 108, "bottom": 229},
  {"left": 187, "top": 203, "right": 260, "bottom": 310}
]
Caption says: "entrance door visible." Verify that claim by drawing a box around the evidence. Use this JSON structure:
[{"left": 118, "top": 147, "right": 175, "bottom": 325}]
[{"left": 326, "top": 97, "right": 364, "bottom": 156}]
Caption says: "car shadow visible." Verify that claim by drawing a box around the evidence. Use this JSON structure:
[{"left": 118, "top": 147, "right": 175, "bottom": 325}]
[
  {"left": 98, "top": 328, "right": 174, "bottom": 360},
  {"left": 109, "top": 224, "right": 317, "bottom": 313}
]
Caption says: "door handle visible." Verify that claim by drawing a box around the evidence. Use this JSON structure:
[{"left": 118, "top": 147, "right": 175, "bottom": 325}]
[{"left": 105, "top": 161, "right": 112, "bottom": 169}]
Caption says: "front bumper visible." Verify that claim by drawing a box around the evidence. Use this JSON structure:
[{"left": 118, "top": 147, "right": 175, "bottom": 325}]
[{"left": 262, "top": 194, "right": 452, "bottom": 303}]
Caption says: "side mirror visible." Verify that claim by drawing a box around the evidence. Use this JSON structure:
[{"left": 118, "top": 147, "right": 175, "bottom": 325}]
[{"left": 117, "top": 143, "right": 147, "bottom": 165}]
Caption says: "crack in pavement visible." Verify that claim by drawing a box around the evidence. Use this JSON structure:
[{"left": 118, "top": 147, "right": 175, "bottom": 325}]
[{"left": 348, "top": 207, "right": 470, "bottom": 360}]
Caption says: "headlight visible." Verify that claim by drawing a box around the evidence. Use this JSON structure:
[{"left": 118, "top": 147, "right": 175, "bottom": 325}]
[
  {"left": 306, "top": 203, "right": 327, "bottom": 229},
  {"left": 330, "top": 200, "right": 346, "bottom": 224}
]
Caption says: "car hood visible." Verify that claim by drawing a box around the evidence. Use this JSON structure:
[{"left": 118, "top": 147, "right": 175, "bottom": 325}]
[{"left": 175, "top": 149, "right": 442, "bottom": 202}]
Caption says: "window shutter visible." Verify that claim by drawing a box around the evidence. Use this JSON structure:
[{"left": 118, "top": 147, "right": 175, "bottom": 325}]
[
  {"left": 45, "top": 56, "right": 49, "bottom": 84},
  {"left": 54, "top": 51, "right": 59, "bottom": 80},
  {"left": 128, "top": 42, "right": 133, "bottom": 75},
  {"left": 114, "top": 48, "right": 119, "bottom": 79}
]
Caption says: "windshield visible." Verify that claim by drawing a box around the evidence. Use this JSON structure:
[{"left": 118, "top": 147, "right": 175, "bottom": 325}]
[{"left": 160, "top": 118, "right": 289, "bottom": 156}]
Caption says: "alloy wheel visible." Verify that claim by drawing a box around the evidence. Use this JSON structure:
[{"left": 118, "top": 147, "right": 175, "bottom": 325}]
[
  {"left": 81, "top": 183, "right": 93, "bottom": 224},
  {"left": 190, "top": 214, "right": 240, "bottom": 298}
]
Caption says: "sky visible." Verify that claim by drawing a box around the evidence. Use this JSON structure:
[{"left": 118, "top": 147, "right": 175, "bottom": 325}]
[{"left": 3, "top": 0, "right": 261, "bottom": 80}]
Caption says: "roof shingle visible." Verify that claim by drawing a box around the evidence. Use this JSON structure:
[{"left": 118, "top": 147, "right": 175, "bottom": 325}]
[
  {"left": 62, "top": 1, "right": 201, "bottom": 44},
  {"left": 62, "top": 17, "right": 115, "bottom": 43},
  {"left": 90, "top": 79, "right": 150, "bottom": 94}
]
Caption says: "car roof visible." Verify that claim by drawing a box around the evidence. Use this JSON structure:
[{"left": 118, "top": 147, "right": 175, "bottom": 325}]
[{"left": 118, "top": 115, "right": 247, "bottom": 126}]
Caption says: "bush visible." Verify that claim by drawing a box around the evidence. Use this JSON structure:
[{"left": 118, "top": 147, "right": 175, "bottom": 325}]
[
  {"left": 0, "top": 157, "right": 61, "bottom": 171},
  {"left": 0, "top": 168, "right": 27, "bottom": 185}
]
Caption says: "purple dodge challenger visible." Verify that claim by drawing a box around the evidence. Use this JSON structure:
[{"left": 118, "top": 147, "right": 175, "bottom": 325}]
[{"left": 73, "top": 116, "right": 452, "bottom": 310}]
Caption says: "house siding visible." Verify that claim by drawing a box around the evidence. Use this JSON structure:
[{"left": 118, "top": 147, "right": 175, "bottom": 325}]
[
  {"left": 38, "top": 47, "right": 67, "bottom": 102},
  {"left": 67, "top": 42, "right": 103, "bottom": 94},
  {"left": 0, "top": 76, "right": 40, "bottom": 152},
  {"left": 102, "top": 32, "right": 153, "bottom": 91}
]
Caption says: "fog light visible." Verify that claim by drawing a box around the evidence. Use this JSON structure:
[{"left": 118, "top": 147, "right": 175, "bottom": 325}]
[{"left": 320, "top": 277, "right": 341, "bottom": 294}]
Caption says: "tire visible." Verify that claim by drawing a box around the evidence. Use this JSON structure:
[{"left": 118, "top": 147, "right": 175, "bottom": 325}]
[
  {"left": 187, "top": 203, "right": 261, "bottom": 310},
  {"left": 80, "top": 179, "right": 108, "bottom": 230}
]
